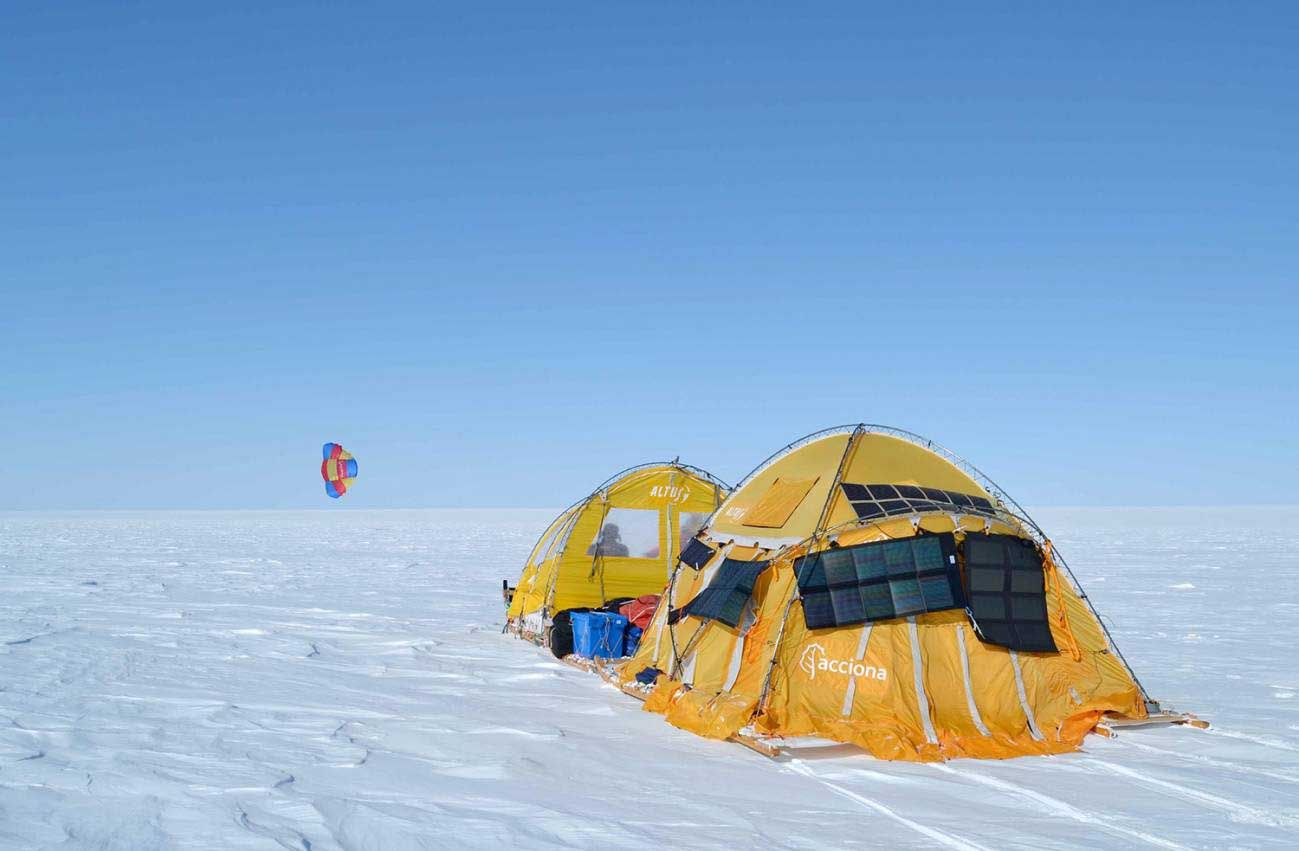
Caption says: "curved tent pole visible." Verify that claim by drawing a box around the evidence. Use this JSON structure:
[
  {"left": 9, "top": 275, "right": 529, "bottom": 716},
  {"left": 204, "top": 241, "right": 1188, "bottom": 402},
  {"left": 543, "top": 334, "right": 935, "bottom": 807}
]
[
  {"left": 541, "top": 505, "right": 587, "bottom": 620},
  {"left": 587, "top": 462, "right": 731, "bottom": 606},
  {"left": 686, "top": 427, "right": 860, "bottom": 549},
  {"left": 510, "top": 508, "right": 573, "bottom": 635},
  {"left": 537, "top": 459, "right": 732, "bottom": 565},
  {"left": 727, "top": 423, "right": 1153, "bottom": 708},
  {"left": 590, "top": 460, "right": 731, "bottom": 498},
  {"left": 813, "top": 425, "right": 866, "bottom": 538},
  {"left": 524, "top": 460, "right": 731, "bottom": 624},
  {"left": 663, "top": 556, "right": 685, "bottom": 673},
  {"left": 588, "top": 492, "right": 612, "bottom": 605},
  {"left": 723, "top": 425, "right": 861, "bottom": 501},
  {"left": 850, "top": 425, "right": 1154, "bottom": 706},
  {"left": 540, "top": 460, "right": 732, "bottom": 540},
  {"left": 662, "top": 468, "right": 732, "bottom": 674},
  {"left": 755, "top": 426, "right": 864, "bottom": 716}
]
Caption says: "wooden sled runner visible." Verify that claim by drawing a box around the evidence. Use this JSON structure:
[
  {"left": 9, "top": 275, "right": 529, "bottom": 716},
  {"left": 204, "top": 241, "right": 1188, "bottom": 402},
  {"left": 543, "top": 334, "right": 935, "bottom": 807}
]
[
  {"left": 561, "top": 654, "right": 600, "bottom": 673},
  {"left": 1098, "top": 710, "right": 1210, "bottom": 735}
]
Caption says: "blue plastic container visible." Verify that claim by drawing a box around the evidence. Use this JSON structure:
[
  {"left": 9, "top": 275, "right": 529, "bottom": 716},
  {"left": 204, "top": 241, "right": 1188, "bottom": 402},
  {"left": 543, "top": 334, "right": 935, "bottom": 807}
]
[
  {"left": 624, "top": 625, "right": 643, "bottom": 657},
  {"left": 570, "top": 612, "right": 628, "bottom": 659}
]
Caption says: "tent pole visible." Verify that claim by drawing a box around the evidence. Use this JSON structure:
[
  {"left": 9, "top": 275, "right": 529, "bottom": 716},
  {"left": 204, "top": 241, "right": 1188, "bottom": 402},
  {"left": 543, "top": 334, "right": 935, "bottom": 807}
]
[{"left": 754, "top": 426, "right": 863, "bottom": 716}]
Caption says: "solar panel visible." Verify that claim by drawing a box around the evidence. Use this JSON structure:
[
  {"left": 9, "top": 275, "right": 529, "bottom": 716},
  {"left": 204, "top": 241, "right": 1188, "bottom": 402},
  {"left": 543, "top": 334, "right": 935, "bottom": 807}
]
[
  {"left": 840, "top": 483, "right": 999, "bottom": 523},
  {"left": 678, "top": 538, "right": 716, "bottom": 570},
  {"left": 841, "top": 483, "right": 870, "bottom": 501},
  {"left": 794, "top": 533, "right": 964, "bottom": 630},
  {"left": 962, "top": 533, "right": 1058, "bottom": 653},
  {"left": 678, "top": 558, "right": 770, "bottom": 628}
]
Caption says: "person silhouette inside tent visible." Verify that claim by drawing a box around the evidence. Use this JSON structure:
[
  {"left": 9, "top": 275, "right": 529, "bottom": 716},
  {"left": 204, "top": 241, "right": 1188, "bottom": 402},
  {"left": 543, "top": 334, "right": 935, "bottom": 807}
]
[{"left": 587, "top": 522, "right": 630, "bottom": 557}]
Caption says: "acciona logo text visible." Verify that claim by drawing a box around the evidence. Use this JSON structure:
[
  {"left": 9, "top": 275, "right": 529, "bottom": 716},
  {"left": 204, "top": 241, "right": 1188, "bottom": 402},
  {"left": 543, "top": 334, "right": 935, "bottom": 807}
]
[{"left": 798, "top": 642, "right": 888, "bottom": 682}]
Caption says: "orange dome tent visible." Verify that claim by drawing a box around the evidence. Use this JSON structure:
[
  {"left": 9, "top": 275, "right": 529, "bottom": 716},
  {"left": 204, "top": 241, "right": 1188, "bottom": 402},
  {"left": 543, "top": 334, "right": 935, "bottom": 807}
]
[{"left": 613, "top": 425, "right": 1202, "bottom": 760}]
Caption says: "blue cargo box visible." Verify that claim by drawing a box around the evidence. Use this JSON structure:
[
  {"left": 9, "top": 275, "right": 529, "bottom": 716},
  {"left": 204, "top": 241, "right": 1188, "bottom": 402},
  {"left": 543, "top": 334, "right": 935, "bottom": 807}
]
[{"left": 570, "top": 611, "right": 628, "bottom": 659}]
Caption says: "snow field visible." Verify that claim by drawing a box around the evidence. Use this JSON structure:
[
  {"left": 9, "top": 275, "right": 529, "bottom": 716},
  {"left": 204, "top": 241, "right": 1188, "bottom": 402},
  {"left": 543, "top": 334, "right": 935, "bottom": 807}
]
[{"left": 1, "top": 508, "right": 1296, "bottom": 849}]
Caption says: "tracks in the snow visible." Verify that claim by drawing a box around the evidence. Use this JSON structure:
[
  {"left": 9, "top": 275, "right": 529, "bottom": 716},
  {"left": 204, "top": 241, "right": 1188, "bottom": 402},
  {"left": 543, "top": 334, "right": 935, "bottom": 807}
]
[
  {"left": 1083, "top": 758, "right": 1299, "bottom": 828},
  {"left": 778, "top": 733, "right": 1299, "bottom": 848},
  {"left": 929, "top": 762, "right": 1187, "bottom": 849},
  {"left": 784, "top": 759, "right": 994, "bottom": 851}
]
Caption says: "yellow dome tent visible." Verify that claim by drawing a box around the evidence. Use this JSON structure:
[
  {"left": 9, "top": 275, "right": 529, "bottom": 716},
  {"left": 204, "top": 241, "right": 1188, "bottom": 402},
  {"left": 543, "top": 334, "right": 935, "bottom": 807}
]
[
  {"left": 616, "top": 425, "right": 1198, "bottom": 761},
  {"left": 505, "top": 461, "right": 729, "bottom": 649}
]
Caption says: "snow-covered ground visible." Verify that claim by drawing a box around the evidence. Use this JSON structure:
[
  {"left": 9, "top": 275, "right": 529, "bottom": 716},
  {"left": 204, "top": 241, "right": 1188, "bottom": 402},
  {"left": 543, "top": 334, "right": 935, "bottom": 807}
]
[{"left": 1, "top": 508, "right": 1297, "bottom": 849}]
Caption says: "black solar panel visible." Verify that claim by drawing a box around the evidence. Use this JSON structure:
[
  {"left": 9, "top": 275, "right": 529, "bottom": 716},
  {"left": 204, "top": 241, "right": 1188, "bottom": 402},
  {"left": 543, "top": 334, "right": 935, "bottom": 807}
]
[
  {"left": 678, "top": 538, "right": 716, "bottom": 570},
  {"left": 962, "top": 533, "right": 1058, "bottom": 653},
  {"left": 679, "top": 558, "right": 770, "bottom": 628},
  {"left": 794, "top": 533, "right": 964, "bottom": 630},
  {"left": 840, "top": 483, "right": 999, "bottom": 523},
  {"left": 841, "top": 483, "right": 870, "bottom": 501}
]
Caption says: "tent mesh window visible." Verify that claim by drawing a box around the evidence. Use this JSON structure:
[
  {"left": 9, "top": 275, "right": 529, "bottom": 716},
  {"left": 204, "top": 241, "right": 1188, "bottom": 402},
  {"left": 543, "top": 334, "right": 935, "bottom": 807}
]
[
  {"left": 678, "top": 538, "right": 716, "bottom": 570},
  {"left": 678, "top": 558, "right": 770, "bottom": 628},
  {"left": 962, "top": 533, "right": 1058, "bottom": 653},
  {"left": 840, "top": 482, "right": 997, "bottom": 521},
  {"left": 795, "top": 533, "right": 964, "bottom": 629}
]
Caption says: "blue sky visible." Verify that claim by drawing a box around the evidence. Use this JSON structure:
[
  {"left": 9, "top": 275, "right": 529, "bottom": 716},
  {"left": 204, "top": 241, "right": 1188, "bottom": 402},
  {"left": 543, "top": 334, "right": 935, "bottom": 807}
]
[{"left": 3, "top": 3, "right": 1296, "bottom": 509}]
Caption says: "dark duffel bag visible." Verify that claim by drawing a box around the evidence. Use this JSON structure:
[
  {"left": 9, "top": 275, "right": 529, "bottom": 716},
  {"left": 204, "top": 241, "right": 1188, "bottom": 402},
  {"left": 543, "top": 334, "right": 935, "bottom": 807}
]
[{"left": 549, "top": 608, "right": 592, "bottom": 658}]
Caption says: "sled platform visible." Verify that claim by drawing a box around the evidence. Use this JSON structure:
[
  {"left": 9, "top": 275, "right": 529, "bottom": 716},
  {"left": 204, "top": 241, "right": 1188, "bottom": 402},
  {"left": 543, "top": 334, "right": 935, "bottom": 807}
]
[
  {"left": 1099, "top": 711, "right": 1209, "bottom": 734},
  {"left": 574, "top": 656, "right": 1202, "bottom": 755},
  {"left": 589, "top": 663, "right": 785, "bottom": 757},
  {"left": 731, "top": 732, "right": 782, "bottom": 758},
  {"left": 561, "top": 654, "right": 600, "bottom": 673}
]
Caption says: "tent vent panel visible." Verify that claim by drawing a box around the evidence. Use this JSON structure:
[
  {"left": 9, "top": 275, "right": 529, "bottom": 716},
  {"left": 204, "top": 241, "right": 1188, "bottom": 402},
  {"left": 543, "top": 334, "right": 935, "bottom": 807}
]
[{"left": 742, "top": 477, "right": 819, "bottom": 528}]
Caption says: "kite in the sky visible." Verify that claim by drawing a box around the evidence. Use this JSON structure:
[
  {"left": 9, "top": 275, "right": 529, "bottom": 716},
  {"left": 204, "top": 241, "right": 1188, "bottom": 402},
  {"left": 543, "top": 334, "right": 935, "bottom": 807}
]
[{"left": 321, "top": 442, "right": 358, "bottom": 498}]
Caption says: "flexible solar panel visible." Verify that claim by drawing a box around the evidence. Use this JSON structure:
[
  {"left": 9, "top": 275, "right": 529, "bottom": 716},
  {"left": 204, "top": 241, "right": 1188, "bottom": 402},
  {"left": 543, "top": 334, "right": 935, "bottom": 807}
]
[
  {"left": 678, "top": 538, "right": 716, "bottom": 570},
  {"left": 840, "top": 483, "right": 999, "bottom": 522},
  {"left": 795, "top": 533, "right": 964, "bottom": 629},
  {"left": 678, "top": 558, "right": 770, "bottom": 628},
  {"left": 962, "top": 532, "right": 1058, "bottom": 653}
]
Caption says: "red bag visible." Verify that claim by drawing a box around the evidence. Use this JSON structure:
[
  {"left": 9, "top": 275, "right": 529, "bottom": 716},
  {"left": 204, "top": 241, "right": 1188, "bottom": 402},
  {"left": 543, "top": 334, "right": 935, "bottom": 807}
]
[{"left": 619, "top": 594, "right": 660, "bottom": 630}]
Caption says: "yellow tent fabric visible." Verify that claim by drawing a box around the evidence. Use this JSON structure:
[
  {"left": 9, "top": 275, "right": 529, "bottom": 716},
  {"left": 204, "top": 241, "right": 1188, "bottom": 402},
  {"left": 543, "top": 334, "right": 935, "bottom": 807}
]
[
  {"left": 506, "top": 462, "right": 729, "bottom": 644},
  {"left": 742, "top": 476, "right": 819, "bottom": 528},
  {"left": 619, "top": 425, "right": 1150, "bottom": 761}
]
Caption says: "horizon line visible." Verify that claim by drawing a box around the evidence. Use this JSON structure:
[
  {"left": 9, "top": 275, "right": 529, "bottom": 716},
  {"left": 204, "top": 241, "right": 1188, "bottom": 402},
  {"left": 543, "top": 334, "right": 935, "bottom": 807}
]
[{"left": 3, "top": 504, "right": 1298, "bottom": 512}]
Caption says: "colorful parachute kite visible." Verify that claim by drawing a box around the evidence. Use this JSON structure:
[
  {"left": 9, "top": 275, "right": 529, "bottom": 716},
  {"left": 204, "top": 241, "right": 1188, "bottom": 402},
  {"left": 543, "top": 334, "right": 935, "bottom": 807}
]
[{"left": 321, "top": 442, "right": 358, "bottom": 498}]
